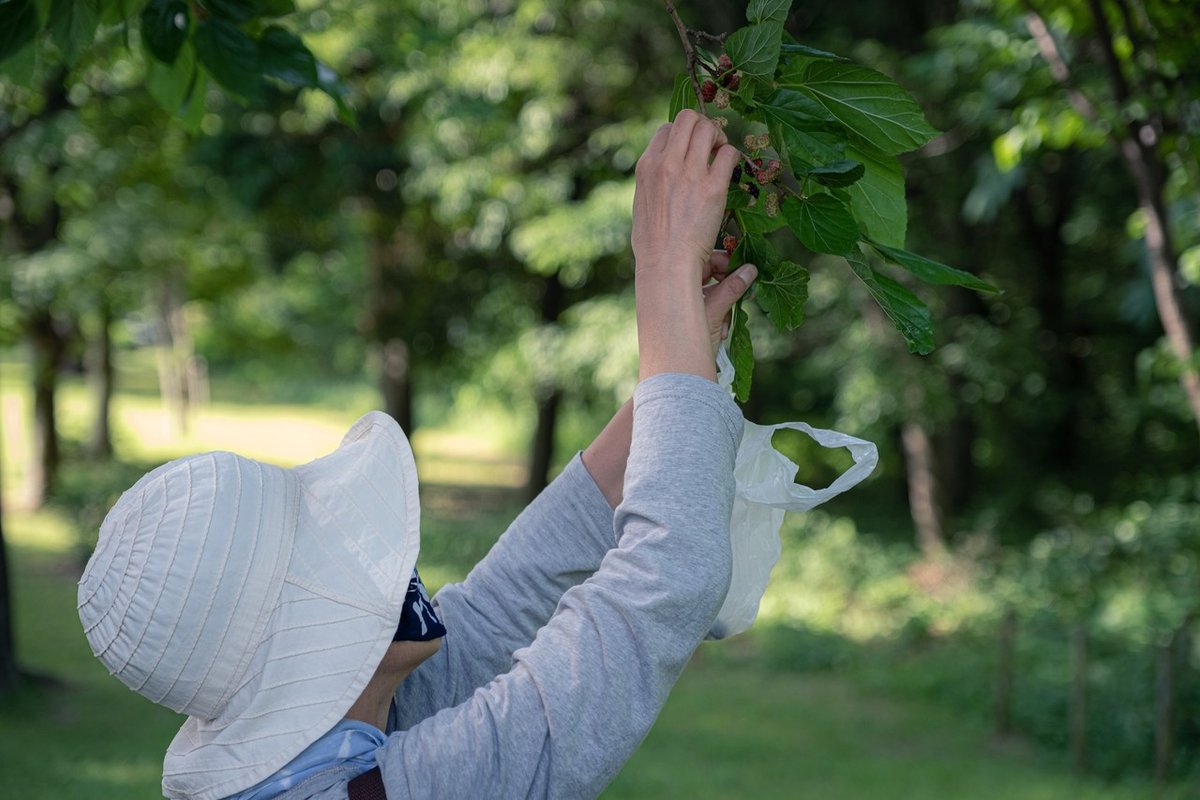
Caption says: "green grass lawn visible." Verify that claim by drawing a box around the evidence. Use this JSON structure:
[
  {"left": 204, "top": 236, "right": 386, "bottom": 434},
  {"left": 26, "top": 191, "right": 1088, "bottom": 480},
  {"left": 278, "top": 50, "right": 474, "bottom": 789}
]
[{"left": 1, "top": 360, "right": 1192, "bottom": 798}]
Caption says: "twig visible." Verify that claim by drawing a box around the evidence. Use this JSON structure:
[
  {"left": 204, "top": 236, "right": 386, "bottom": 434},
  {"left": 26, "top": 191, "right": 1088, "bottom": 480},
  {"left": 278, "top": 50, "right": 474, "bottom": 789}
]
[
  {"left": 662, "top": 0, "right": 706, "bottom": 111},
  {"left": 1022, "top": 5, "right": 1097, "bottom": 120},
  {"left": 691, "top": 30, "right": 728, "bottom": 47}
]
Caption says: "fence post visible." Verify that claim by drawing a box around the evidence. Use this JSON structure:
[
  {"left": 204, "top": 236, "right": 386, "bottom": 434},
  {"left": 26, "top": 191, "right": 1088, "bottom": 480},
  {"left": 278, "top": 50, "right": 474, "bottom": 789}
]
[
  {"left": 1069, "top": 624, "right": 1088, "bottom": 773},
  {"left": 1155, "top": 617, "right": 1192, "bottom": 782},
  {"left": 995, "top": 608, "right": 1017, "bottom": 735}
]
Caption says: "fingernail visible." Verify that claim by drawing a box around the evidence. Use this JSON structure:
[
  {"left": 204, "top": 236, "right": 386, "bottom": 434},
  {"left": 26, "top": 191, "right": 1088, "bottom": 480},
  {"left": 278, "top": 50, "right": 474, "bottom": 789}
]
[{"left": 737, "top": 264, "right": 758, "bottom": 286}]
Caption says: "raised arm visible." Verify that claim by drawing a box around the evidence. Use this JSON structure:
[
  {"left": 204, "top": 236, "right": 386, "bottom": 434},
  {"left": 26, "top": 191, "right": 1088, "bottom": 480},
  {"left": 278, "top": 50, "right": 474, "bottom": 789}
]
[
  {"left": 391, "top": 110, "right": 756, "bottom": 726},
  {"left": 371, "top": 111, "right": 757, "bottom": 798}
]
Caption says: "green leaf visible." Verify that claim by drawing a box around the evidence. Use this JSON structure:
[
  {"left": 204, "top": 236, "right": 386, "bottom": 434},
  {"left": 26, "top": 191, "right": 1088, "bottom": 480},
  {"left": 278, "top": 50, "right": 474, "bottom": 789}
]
[
  {"left": 178, "top": 66, "right": 207, "bottom": 133},
  {"left": 780, "top": 42, "right": 844, "bottom": 60},
  {"left": 755, "top": 259, "right": 808, "bottom": 331},
  {"left": 790, "top": 61, "right": 938, "bottom": 156},
  {"left": 844, "top": 143, "right": 906, "bottom": 247},
  {"left": 867, "top": 240, "right": 1000, "bottom": 294},
  {"left": 202, "top": 0, "right": 255, "bottom": 24},
  {"left": 846, "top": 250, "right": 933, "bottom": 354},
  {"left": 735, "top": 204, "right": 786, "bottom": 235},
  {"left": 140, "top": 0, "right": 189, "bottom": 65},
  {"left": 258, "top": 25, "right": 317, "bottom": 87},
  {"left": 0, "top": 0, "right": 41, "bottom": 63},
  {"left": 146, "top": 38, "right": 195, "bottom": 111},
  {"left": 783, "top": 193, "right": 860, "bottom": 255},
  {"left": 728, "top": 300, "right": 754, "bottom": 403},
  {"left": 194, "top": 18, "right": 262, "bottom": 101},
  {"left": 733, "top": 232, "right": 774, "bottom": 274},
  {"left": 48, "top": 0, "right": 98, "bottom": 66},
  {"left": 725, "top": 22, "right": 781, "bottom": 78},
  {"left": 746, "top": 0, "right": 790, "bottom": 24},
  {"left": 773, "top": 124, "right": 845, "bottom": 174},
  {"left": 669, "top": 72, "right": 697, "bottom": 120},
  {"left": 760, "top": 88, "right": 838, "bottom": 133},
  {"left": 803, "top": 159, "right": 864, "bottom": 187}
]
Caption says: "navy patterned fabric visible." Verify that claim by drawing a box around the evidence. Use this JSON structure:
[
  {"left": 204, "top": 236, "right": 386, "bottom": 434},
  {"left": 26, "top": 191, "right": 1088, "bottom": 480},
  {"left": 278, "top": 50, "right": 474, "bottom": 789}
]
[{"left": 393, "top": 568, "right": 446, "bottom": 642}]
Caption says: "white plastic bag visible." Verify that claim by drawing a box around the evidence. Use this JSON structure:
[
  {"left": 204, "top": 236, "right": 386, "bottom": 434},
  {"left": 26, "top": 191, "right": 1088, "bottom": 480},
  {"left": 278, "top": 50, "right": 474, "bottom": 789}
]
[{"left": 708, "top": 344, "right": 879, "bottom": 639}]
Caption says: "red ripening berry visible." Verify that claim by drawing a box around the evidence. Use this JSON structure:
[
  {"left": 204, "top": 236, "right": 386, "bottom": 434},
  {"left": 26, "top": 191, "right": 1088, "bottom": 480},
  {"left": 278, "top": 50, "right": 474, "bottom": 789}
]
[
  {"left": 767, "top": 160, "right": 781, "bottom": 172},
  {"left": 717, "top": 54, "right": 733, "bottom": 71},
  {"left": 726, "top": 71, "right": 741, "bottom": 91},
  {"left": 700, "top": 80, "right": 717, "bottom": 103},
  {"left": 723, "top": 234, "right": 739, "bottom": 255},
  {"left": 754, "top": 158, "right": 764, "bottom": 168}
]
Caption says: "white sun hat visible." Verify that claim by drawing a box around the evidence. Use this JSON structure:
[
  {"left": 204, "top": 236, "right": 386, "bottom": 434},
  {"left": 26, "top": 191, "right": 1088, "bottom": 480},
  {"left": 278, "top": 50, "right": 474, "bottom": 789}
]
[{"left": 77, "top": 411, "right": 421, "bottom": 800}]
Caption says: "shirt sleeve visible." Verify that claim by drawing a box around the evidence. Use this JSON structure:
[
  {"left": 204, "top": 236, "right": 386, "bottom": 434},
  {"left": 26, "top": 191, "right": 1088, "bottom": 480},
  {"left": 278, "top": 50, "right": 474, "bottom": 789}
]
[
  {"left": 391, "top": 447, "right": 619, "bottom": 727},
  {"left": 376, "top": 372, "right": 743, "bottom": 799}
]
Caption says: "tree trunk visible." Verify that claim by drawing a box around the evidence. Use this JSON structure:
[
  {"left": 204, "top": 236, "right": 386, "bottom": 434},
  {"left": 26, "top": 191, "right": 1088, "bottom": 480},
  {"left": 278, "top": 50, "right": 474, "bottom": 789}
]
[
  {"left": 525, "top": 274, "right": 566, "bottom": 501},
  {"left": 1083, "top": 0, "right": 1200, "bottom": 437},
  {"left": 1069, "top": 624, "right": 1088, "bottom": 773},
  {"left": 379, "top": 338, "right": 413, "bottom": 434},
  {"left": 155, "top": 268, "right": 194, "bottom": 438},
  {"left": 27, "top": 309, "right": 65, "bottom": 509},
  {"left": 88, "top": 299, "right": 114, "bottom": 459},
  {"left": 901, "top": 420, "right": 946, "bottom": 555},
  {"left": 526, "top": 388, "right": 562, "bottom": 504}
]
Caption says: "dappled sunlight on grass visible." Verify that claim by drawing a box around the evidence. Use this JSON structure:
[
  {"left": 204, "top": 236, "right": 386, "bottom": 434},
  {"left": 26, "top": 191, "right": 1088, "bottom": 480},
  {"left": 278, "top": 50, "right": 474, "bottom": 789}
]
[
  {"left": 113, "top": 396, "right": 354, "bottom": 467},
  {"left": 6, "top": 507, "right": 75, "bottom": 554}
]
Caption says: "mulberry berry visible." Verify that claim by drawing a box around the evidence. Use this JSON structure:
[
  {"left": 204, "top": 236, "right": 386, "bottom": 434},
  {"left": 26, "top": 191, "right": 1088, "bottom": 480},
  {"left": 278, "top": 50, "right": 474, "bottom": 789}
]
[
  {"left": 723, "top": 234, "right": 738, "bottom": 254},
  {"left": 700, "top": 80, "right": 717, "bottom": 103},
  {"left": 717, "top": 54, "right": 733, "bottom": 71}
]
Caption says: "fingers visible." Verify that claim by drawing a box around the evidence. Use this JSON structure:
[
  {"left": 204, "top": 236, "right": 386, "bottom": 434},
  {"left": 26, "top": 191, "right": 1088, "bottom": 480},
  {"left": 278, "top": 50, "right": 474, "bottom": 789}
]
[
  {"left": 645, "top": 123, "right": 671, "bottom": 157},
  {"left": 685, "top": 116, "right": 722, "bottom": 167},
  {"left": 709, "top": 142, "right": 740, "bottom": 183},
  {"left": 664, "top": 109, "right": 702, "bottom": 164}
]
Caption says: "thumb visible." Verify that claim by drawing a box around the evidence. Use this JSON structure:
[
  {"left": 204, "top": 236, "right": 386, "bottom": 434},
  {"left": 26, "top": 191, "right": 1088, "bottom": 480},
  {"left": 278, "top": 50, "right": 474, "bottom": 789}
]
[
  {"left": 709, "top": 263, "right": 758, "bottom": 318},
  {"left": 707, "top": 263, "right": 758, "bottom": 346}
]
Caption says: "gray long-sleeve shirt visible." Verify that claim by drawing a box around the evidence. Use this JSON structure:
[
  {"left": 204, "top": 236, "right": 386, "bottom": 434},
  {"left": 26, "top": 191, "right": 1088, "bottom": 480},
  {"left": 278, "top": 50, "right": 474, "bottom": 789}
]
[{"left": 274, "top": 372, "right": 742, "bottom": 800}]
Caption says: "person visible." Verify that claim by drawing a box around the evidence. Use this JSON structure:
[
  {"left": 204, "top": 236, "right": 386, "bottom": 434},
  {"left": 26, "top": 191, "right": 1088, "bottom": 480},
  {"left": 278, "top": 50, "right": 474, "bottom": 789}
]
[{"left": 78, "top": 109, "right": 758, "bottom": 800}]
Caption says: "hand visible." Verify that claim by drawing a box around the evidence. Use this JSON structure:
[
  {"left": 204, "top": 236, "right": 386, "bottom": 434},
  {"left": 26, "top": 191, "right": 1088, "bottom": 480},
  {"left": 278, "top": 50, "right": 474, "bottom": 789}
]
[
  {"left": 631, "top": 109, "right": 741, "bottom": 283},
  {"left": 630, "top": 111, "right": 749, "bottom": 381}
]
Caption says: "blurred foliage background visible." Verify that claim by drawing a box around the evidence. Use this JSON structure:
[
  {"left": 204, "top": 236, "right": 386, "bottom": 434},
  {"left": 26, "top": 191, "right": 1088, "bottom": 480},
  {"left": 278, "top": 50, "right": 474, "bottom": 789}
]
[{"left": 1, "top": 0, "right": 1198, "bottom": 797}]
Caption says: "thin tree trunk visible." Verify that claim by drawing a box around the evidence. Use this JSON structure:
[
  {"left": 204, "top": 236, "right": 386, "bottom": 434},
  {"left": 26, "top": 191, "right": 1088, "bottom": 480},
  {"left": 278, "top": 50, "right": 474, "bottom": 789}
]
[
  {"left": 526, "top": 388, "right": 562, "bottom": 504},
  {"left": 1029, "top": 2, "right": 1200, "bottom": 436},
  {"left": 88, "top": 299, "right": 114, "bottom": 458},
  {"left": 1069, "top": 624, "right": 1088, "bottom": 773},
  {"left": 156, "top": 268, "right": 193, "bottom": 438},
  {"left": 1081, "top": 0, "right": 1200, "bottom": 436},
  {"left": 27, "top": 310, "right": 65, "bottom": 509},
  {"left": 379, "top": 338, "right": 413, "bottom": 434},
  {"left": 525, "top": 274, "right": 566, "bottom": 501},
  {"left": 901, "top": 420, "right": 946, "bottom": 555}
]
